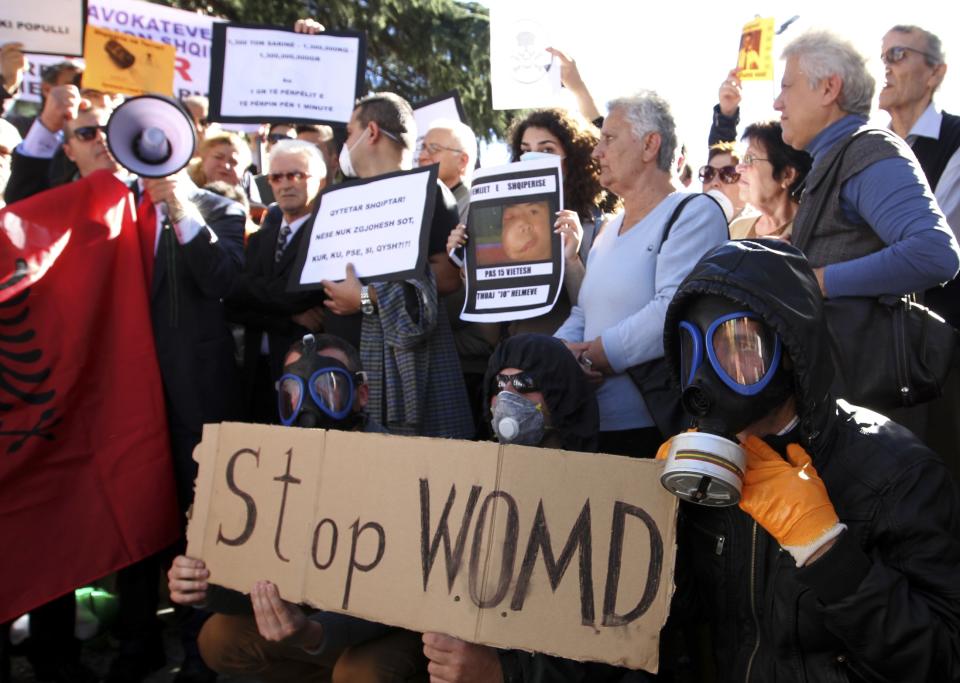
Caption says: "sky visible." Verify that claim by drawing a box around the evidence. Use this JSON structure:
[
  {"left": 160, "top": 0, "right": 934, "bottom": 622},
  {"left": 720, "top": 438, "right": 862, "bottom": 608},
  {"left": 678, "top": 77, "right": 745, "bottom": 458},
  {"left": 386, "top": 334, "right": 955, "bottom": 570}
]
[{"left": 479, "top": 0, "right": 957, "bottom": 171}]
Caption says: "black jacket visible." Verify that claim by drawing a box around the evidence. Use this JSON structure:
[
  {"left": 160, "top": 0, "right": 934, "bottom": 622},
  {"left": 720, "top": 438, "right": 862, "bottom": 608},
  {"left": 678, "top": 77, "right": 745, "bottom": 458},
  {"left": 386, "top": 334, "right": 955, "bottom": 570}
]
[{"left": 662, "top": 239, "right": 960, "bottom": 682}]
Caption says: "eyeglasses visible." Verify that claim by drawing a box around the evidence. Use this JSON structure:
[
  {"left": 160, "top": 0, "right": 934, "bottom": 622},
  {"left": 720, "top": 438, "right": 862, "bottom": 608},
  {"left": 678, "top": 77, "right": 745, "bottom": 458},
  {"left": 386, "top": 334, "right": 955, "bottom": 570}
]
[
  {"left": 698, "top": 165, "right": 741, "bottom": 184},
  {"left": 493, "top": 372, "right": 539, "bottom": 394},
  {"left": 267, "top": 171, "right": 310, "bottom": 183},
  {"left": 882, "top": 45, "right": 937, "bottom": 66},
  {"left": 420, "top": 142, "right": 463, "bottom": 156},
  {"left": 740, "top": 153, "right": 770, "bottom": 167},
  {"left": 69, "top": 125, "right": 108, "bottom": 142},
  {"left": 268, "top": 132, "right": 297, "bottom": 144}
]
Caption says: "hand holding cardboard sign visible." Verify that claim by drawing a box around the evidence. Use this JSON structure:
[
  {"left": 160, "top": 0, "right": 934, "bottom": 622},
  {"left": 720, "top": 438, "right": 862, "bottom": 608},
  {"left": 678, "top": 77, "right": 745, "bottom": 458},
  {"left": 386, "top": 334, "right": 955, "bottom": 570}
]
[
  {"left": 422, "top": 633, "right": 503, "bottom": 683},
  {"left": 718, "top": 68, "right": 742, "bottom": 117},
  {"left": 294, "top": 18, "right": 326, "bottom": 34},
  {"left": 251, "top": 580, "right": 325, "bottom": 650},
  {"left": 167, "top": 555, "right": 210, "bottom": 606}
]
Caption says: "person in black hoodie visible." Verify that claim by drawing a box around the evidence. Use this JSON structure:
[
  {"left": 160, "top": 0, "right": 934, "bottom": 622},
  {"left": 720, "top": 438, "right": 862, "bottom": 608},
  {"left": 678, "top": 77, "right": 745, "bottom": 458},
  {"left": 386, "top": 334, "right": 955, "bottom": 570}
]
[
  {"left": 419, "top": 334, "right": 655, "bottom": 683},
  {"left": 661, "top": 239, "right": 960, "bottom": 682}
]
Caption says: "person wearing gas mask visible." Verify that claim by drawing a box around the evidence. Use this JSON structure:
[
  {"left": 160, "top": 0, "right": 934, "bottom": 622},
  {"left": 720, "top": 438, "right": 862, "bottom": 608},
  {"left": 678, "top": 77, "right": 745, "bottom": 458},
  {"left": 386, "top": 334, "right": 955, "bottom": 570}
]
[
  {"left": 422, "top": 334, "right": 653, "bottom": 683},
  {"left": 168, "top": 333, "right": 430, "bottom": 682},
  {"left": 656, "top": 239, "right": 960, "bottom": 682}
]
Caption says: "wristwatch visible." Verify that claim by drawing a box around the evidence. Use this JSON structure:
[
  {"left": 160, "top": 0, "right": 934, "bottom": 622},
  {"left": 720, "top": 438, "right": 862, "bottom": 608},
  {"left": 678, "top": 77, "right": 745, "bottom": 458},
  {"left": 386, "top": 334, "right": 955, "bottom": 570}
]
[{"left": 359, "top": 285, "right": 375, "bottom": 315}]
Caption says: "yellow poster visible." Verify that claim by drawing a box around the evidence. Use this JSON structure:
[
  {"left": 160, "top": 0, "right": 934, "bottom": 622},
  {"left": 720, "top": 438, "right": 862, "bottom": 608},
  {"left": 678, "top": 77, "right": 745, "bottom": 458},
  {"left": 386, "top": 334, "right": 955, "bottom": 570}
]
[
  {"left": 737, "top": 17, "right": 775, "bottom": 81},
  {"left": 82, "top": 25, "right": 175, "bottom": 97}
]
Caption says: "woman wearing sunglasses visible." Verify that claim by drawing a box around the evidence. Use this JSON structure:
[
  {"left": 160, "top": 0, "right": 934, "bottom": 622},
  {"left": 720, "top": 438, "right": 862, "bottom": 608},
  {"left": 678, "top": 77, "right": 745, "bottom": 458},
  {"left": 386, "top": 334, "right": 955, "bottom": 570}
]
[
  {"left": 699, "top": 141, "right": 747, "bottom": 222},
  {"left": 729, "top": 121, "right": 812, "bottom": 241}
]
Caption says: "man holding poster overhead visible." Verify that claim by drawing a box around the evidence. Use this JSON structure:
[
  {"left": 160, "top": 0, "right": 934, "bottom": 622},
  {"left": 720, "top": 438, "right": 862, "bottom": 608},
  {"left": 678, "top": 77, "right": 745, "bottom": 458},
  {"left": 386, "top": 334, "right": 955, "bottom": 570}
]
[{"left": 320, "top": 92, "right": 472, "bottom": 438}]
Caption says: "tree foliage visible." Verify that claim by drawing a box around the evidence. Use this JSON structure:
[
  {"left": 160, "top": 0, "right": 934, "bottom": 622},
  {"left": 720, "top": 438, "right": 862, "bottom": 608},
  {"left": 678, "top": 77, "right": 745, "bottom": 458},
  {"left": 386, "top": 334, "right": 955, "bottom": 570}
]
[{"left": 160, "top": 0, "right": 510, "bottom": 140}]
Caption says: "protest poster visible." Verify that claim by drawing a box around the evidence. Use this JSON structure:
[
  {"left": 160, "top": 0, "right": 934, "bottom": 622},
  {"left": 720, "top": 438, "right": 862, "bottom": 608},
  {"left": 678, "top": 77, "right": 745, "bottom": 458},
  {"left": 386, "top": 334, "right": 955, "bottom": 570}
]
[
  {"left": 489, "top": 3, "right": 562, "bottom": 110},
  {"left": 208, "top": 24, "right": 365, "bottom": 126},
  {"left": 82, "top": 24, "right": 174, "bottom": 96},
  {"left": 86, "top": 0, "right": 219, "bottom": 99},
  {"left": 0, "top": 0, "right": 85, "bottom": 56},
  {"left": 459, "top": 156, "right": 564, "bottom": 322},
  {"left": 186, "top": 423, "right": 678, "bottom": 671},
  {"left": 290, "top": 165, "right": 439, "bottom": 290},
  {"left": 737, "top": 17, "right": 775, "bottom": 81},
  {"left": 413, "top": 90, "right": 467, "bottom": 152}
]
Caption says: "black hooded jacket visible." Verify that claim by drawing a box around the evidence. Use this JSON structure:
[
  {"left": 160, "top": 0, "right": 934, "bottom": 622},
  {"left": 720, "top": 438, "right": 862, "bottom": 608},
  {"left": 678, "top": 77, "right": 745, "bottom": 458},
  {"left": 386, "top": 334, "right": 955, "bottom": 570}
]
[{"left": 662, "top": 240, "right": 960, "bottom": 682}]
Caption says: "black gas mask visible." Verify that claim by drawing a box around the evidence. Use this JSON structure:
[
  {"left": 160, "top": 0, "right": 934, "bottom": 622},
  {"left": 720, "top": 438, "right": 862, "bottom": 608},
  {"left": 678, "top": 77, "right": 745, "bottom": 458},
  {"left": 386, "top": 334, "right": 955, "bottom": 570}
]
[
  {"left": 277, "top": 339, "right": 365, "bottom": 430},
  {"left": 660, "top": 295, "right": 794, "bottom": 506}
]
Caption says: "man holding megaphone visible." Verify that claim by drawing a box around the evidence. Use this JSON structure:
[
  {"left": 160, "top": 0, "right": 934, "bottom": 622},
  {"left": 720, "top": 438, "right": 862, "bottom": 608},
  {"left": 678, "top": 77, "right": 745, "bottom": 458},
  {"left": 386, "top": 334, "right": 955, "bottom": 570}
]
[{"left": 4, "top": 88, "right": 246, "bottom": 682}]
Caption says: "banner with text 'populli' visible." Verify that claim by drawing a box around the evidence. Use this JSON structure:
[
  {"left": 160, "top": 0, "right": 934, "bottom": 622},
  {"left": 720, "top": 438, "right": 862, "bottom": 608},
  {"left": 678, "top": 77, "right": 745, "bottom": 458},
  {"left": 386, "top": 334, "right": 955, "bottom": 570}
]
[
  {"left": 460, "top": 156, "right": 565, "bottom": 323},
  {"left": 0, "top": 0, "right": 85, "bottom": 56},
  {"left": 208, "top": 23, "right": 365, "bottom": 127},
  {"left": 289, "top": 165, "right": 438, "bottom": 291},
  {"left": 186, "top": 423, "right": 677, "bottom": 672}
]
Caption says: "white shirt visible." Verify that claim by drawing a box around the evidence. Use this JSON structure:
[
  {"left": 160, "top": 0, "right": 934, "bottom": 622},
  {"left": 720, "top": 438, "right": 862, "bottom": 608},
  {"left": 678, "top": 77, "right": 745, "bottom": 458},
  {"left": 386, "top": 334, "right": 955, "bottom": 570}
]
[{"left": 903, "top": 102, "right": 960, "bottom": 240}]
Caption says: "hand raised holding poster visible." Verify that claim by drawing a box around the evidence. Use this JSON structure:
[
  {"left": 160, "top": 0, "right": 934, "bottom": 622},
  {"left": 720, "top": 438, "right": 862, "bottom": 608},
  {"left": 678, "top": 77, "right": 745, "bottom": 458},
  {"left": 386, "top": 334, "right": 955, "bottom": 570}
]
[
  {"left": 460, "top": 156, "right": 565, "bottom": 322},
  {"left": 209, "top": 24, "right": 365, "bottom": 126},
  {"left": 290, "top": 166, "right": 439, "bottom": 290}
]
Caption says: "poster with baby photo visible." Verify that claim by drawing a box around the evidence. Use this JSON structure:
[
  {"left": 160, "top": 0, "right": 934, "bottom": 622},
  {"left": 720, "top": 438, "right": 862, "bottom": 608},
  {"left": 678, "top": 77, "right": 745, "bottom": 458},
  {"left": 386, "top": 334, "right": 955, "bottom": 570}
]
[{"left": 460, "top": 156, "right": 564, "bottom": 322}]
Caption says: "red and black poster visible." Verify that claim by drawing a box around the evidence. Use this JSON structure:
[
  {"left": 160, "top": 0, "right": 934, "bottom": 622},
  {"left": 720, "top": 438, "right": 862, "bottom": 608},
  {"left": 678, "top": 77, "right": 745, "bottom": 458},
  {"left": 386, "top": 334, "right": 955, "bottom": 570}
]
[{"left": 0, "top": 170, "right": 180, "bottom": 623}]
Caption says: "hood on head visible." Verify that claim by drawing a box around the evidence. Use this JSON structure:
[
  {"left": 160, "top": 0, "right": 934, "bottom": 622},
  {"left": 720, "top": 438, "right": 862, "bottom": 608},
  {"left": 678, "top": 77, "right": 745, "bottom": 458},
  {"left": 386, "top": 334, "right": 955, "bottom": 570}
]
[
  {"left": 663, "top": 239, "right": 835, "bottom": 445},
  {"left": 483, "top": 334, "right": 599, "bottom": 453}
]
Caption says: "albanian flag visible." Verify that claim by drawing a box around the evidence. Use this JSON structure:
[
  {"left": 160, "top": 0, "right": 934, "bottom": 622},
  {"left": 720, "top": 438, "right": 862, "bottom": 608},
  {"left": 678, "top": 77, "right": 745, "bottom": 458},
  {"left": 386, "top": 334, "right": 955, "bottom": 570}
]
[{"left": 0, "top": 170, "right": 179, "bottom": 624}]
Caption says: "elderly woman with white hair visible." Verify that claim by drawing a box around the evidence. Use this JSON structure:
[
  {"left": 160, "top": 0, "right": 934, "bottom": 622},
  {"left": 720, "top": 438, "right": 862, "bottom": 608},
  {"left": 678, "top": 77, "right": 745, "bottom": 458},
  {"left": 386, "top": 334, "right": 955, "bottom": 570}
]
[{"left": 554, "top": 90, "right": 728, "bottom": 457}]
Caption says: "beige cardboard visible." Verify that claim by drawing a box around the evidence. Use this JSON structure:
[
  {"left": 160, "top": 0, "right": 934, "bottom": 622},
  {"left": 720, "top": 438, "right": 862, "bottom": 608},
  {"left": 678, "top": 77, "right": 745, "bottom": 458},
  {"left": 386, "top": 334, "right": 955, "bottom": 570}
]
[{"left": 186, "top": 423, "right": 677, "bottom": 672}]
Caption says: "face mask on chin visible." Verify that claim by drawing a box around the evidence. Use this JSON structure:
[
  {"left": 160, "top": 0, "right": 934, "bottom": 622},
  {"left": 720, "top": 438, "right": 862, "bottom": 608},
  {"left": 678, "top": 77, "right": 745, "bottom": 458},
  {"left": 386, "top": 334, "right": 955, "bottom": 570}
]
[{"left": 338, "top": 128, "right": 368, "bottom": 178}]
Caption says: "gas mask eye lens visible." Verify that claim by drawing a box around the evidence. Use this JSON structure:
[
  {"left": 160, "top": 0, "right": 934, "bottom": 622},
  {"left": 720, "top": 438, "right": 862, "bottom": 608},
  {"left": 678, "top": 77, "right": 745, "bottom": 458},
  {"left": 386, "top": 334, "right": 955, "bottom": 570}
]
[
  {"left": 311, "top": 371, "right": 352, "bottom": 416},
  {"left": 278, "top": 377, "right": 303, "bottom": 425},
  {"left": 710, "top": 316, "right": 777, "bottom": 387}
]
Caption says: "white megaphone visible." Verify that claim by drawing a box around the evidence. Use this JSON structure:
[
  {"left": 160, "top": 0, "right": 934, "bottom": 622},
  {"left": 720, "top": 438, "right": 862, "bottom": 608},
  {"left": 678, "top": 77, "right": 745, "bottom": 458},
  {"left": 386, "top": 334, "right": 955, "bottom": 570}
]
[{"left": 106, "top": 95, "right": 196, "bottom": 178}]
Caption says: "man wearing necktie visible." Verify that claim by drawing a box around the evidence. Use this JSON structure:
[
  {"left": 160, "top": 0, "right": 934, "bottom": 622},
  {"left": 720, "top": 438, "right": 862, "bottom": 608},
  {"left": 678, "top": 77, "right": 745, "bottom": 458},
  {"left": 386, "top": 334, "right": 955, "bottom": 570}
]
[{"left": 227, "top": 139, "right": 328, "bottom": 423}]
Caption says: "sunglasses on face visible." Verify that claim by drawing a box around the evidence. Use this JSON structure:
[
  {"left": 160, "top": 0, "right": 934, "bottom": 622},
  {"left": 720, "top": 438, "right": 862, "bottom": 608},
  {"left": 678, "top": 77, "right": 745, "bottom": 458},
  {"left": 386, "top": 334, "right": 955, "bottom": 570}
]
[
  {"left": 268, "top": 132, "right": 296, "bottom": 144},
  {"left": 699, "top": 164, "right": 740, "bottom": 184},
  {"left": 493, "top": 372, "right": 539, "bottom": 394},
  {"left": 267, "top": 171, "right": 310, "bottom": 184},
  {"left": 882, "top": 45, "right": 936, "bottom": 66},
  {"left": 70, "top": 125, "right": 108, "bottom": 142}
]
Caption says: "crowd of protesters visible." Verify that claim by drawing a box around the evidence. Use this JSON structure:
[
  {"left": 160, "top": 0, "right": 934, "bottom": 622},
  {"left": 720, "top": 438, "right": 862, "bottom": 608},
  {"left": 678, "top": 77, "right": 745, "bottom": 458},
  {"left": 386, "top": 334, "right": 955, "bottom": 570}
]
[{"left": 2, "top": 14, "right": 960, "bottom": 683}]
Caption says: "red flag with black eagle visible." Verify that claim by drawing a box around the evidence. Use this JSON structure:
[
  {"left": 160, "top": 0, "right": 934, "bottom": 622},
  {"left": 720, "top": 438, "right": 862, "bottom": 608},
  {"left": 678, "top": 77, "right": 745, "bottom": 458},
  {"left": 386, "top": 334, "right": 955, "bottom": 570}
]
[{"left": 0, "top": 170, "right": 179, "bottom": 624}]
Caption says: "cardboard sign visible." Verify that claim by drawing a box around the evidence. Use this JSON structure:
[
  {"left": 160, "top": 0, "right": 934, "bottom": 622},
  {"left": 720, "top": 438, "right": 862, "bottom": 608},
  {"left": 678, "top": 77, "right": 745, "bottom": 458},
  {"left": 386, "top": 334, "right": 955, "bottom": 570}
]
[
  {"left": 460, "top": 157, "right": 564, "bottom": 322},
  {"left": 737, "top": 17, "right": 775, "bottom": 81},
  {"left": 413, "top": 91, "right": 467, "bottom": 152},
  {"left": 86, "top": 0, "right": 219, "bottom": 99},
  {"left": 489, "top": 4, "right": 562, "bottom": 110},
  {"left": 82, "top": 24, "right": 174, "bottom": 96},
  {"left": 186, "top": 423, "right": 678, "bottom": 671},
  {"left": 290, "top": 166, "right": 438, "bottom": 290},
  {"left": 208, "top": 24, "right": 365, "bottom": 126},
  {"left": 0, "top": 0, "right": 85, "bottom": 56}
]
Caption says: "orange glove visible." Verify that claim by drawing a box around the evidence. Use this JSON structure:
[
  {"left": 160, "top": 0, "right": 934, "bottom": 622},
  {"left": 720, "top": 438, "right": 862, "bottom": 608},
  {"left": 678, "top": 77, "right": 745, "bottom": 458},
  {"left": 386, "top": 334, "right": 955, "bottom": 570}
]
[
  {"left": 655, "top": 428, "right": 698, "bottom": 461},
  {"left": 738, "top": 436, "right": 843, "bottom": 566}
]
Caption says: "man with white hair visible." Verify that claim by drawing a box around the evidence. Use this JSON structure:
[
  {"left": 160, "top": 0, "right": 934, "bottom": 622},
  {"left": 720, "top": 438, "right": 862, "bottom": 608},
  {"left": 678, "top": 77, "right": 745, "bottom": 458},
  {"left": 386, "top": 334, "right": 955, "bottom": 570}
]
[
  {"left": 227, "top": 139, "right": 329, "bottom": 422},
  {"left": 417, "top": 118, "right": 477, "bottom": 221},
  {"left": 774, "top": 30, "right": 959, "bottom": 300}
]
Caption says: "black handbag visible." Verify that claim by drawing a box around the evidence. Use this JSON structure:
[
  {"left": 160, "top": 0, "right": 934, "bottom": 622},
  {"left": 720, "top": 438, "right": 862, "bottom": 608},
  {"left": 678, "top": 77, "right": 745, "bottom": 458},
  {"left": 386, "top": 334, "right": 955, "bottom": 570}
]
[
  {"left": 823, "top": 295, "right": 956, "bottom": 410},
  {"left": 794, "top": 131, "right": 958, "bottom": 410},
  {"left": 626, "top": 195, "right": 719, "bottom": 438}
]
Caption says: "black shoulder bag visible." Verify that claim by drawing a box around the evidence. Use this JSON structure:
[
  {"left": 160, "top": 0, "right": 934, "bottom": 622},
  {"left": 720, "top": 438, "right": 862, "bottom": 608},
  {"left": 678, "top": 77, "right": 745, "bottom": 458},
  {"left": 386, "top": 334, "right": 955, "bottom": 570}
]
[
  {"left": 793, "top": 131, "right": 957, "bottom": 410},
  {"left": 625, "top": 194, "right": 719, "bottom": 438}
]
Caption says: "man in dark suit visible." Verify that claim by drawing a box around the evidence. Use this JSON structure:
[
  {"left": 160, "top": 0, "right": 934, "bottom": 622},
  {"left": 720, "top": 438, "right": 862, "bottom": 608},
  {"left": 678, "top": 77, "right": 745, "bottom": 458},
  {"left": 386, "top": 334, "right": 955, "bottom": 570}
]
[
  {"left": 227, "top": 139, "right": 327, "bottom": 423},
  {"left": 3, "top": 94, "right": 245, "bottom": 683}
]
